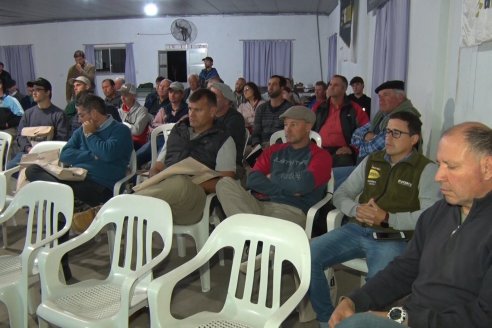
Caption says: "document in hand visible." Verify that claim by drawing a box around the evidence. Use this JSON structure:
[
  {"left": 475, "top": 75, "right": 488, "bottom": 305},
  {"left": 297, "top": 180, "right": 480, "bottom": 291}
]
[{"left": 132, "top": 157, "right": 221, "bottom": 192}]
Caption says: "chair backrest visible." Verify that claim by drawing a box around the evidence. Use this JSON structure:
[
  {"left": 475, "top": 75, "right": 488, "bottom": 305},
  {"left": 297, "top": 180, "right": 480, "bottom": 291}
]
[
  {"left": 150, "top": 123, "right": 175, "bottom": 166},
  {"left": 0, "top": 131, "right": 12, "bottom": 171},
  {"left": 269, "top": 130, "right": 322, "bottom": 147},
  {"left": 30, "top": 141, "right": 67, "bottom": 154},
  {"left": 86, "top": 194, "right": 173, "bottom": 280},
  {"left": 0, "top": 181, "right": 73, "bottom": 268}
]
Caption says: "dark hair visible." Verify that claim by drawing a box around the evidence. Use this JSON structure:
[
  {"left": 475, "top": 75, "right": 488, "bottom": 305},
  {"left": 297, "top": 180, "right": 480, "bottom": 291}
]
[
  {"left": 270, "top": 75, "right": 287, "bottom": 88},
  {"left": 79, "top": 94, "right": 107, "bottom": 115},
  {"left": 156, "top": 76, "right": 165, "bottom": 84},
  {"left": 389, "top": 111, "right": 422, "bottom": 136},
  {"left": 245, "top": 82, "right": 261, "bottom": 101},
  {"left": 102, "top": 78, "right": 115, "bottom": 87},
  {"left": 73, "top": 50, "right": 85, "bottom": 58},
  {"left": 188, "top": 88, "right": 217, "bottom": 107},
  {"left": 315, "top": 81, "right": 327, "bottom": 89},
  {"left": 332, "top": 75, "right": 348, "bottom": 88},
  {"left": 0, "top": 62, "right": 3, "bottom": 67}
]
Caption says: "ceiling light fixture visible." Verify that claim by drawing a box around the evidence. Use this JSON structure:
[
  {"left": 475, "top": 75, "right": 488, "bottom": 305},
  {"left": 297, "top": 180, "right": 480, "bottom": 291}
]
[{"left": 144, "top": 3, "right": 158, "bottom": 16}]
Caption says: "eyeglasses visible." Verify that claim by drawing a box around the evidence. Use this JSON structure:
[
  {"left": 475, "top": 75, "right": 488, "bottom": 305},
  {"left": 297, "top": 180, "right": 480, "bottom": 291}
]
[{"left": 385, "top": 128, "right": 411, "bottom": 139}]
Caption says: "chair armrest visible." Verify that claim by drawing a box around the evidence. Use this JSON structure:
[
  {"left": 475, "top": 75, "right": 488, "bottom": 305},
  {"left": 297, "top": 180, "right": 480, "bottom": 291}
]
[
  {"left": 326, "top": 209, "right": 344, "bottom": 232},
  {"left": 3, "top": 166, "right": 19, "bottom": 198},
  {"left": 305, "top": 192, "right": 333, "bottom": 239},
  {"left": 113, "top": 172, "right": 135, "bottom": 195}
]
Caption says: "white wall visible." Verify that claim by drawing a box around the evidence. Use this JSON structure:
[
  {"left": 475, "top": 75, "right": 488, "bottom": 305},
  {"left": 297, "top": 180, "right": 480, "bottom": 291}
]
[{"left": 0, "top": 15, "right": 330, "bottom": 107}]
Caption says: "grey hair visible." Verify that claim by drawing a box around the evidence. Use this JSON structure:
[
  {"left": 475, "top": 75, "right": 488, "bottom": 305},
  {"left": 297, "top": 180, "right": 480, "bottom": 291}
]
[
  {"left": 393, "top": 89, "right": 406, "bottom": 97},
  {"left": 444, "top": 122, "right": 492, "bottom": 157},
  {"left": 115, "top": 77, "right": 125, "bottom": 83},
  {"left": 187, "top": 73, "right": 199, "bottom": 80}
]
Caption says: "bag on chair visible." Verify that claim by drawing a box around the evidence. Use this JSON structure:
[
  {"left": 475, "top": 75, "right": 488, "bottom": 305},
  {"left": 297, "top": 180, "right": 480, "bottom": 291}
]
[{"left": 21, "top": 126, "right": 54, "bottom": 147}]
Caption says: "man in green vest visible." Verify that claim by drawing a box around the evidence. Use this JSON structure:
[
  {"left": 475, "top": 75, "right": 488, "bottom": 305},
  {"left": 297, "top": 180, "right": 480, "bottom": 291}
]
[{"left": 309, "top": 111, "right": 442, "bottom": 328}]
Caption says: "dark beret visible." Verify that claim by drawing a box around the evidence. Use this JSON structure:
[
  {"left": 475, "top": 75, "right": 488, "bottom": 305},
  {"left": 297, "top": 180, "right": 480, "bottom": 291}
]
[{"left": 375, "top": 80, "right": 405, "bottom": 93}]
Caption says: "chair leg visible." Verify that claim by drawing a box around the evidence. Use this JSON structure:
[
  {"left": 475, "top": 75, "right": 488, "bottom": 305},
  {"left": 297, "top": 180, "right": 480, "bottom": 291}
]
[
  {"left": 38, "top": 316, "right": 50, "bottom": 328},
  {"left": 1, "top": 223, "right": 6, "bottom": 248},
  {"left": 177, "top": 235, "right": 187, "bottom": 257},
  {"left": 195, "top": 230, "right": 210, "bottom": 292}
]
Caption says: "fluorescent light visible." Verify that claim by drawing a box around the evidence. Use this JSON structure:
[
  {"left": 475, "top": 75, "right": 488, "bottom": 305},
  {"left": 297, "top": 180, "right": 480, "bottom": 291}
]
[{"left": 144, "top": 3, "right": 158, "bottom": 16}]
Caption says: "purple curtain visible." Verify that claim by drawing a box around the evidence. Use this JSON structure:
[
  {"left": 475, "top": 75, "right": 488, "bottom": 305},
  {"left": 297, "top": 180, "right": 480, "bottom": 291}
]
[
  {"left": 83, "top": 44, "right": 95, "bottom": 68},
  {"left": 0, "top": 45, "right": 35, "bottom": 94},
  {"left": 125, "top": 43, "right": 136, "bottom": 85},
  {"left": 370, "top": 0, "right": 410, "bottom": 119},
  {"left": 327, "top": 33, "right": 338, "bottom": 81},
  {"left": 243, "top": 40, "right": 292, "bottom": 87}
]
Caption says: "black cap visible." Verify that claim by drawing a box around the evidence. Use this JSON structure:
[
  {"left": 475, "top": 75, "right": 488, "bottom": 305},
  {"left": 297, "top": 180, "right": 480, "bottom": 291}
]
[
  {"left": 350, "top": 76, "right": 364, "bottom": 85},
  {"left": 30, "top": 77, "right": 52, "bottom": 91},
  {"left": 202, "top": 56, "right": 213, "bottom": 62},
  {"left": 375, "top": 80, "right": 405, "bottom": 93}
]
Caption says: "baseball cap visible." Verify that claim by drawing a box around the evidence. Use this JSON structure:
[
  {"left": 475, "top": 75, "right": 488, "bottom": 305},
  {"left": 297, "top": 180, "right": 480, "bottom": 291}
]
[
  {"left": 375, "top": 80, "right": 405, "bottom": 94},
  {"left": 118, "top": 83, "right": 137, "bottom": 95},
  {"left": 279, "top": 105, "right": 316, "bottom": 124},
  {"left": 202, "top": 56, "right": 213, "bottom": 62},
  {"left": 169, "top": 81, "right": 184, "bottom": 92},
  {"left": 30, "top": 77, "right": 52, "bottom": 91},
  {"left": 72, "top": 76, "right": 91, "bottom": 88},
  {"left": 211, "top": 82, "right": 235, "bottom": 103}
]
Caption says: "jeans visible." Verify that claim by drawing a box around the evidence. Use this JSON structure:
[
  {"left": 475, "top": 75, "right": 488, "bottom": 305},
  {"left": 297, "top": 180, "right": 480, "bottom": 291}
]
[
  {"left": 336, "top": 312, "right": 404, "bottom": 328},
  {"left": 6, "top": 151, "right": 24, "bottom": 170},
  {"left": 309, "top": 223, "right": 407, "bottom": 322},
  {"left": 136, "top": 134, "right": 164, "bottom": 168},
  {"left": 333, "top": 166, "right": 355, "bottom": 191}
]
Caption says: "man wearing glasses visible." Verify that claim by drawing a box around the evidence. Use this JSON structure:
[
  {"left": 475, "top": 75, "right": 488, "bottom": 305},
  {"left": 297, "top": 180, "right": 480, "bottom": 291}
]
[
  {"left": 309, "top": 111, "right": 441, "bottom": 328},
  {"left": 6, "top": 77, "right": 69, "bottom": 168}
]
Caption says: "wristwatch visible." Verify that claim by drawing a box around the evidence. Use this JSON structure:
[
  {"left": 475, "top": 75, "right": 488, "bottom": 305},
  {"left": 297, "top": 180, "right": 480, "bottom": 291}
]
[{"left": 387, "top": 306, "right": 407, "bottom": 324}]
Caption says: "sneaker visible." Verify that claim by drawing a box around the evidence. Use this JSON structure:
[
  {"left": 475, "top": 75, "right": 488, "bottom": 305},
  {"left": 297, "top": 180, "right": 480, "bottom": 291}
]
[{"left": 72, "top": 205, "right": 101, "bottom": 233}]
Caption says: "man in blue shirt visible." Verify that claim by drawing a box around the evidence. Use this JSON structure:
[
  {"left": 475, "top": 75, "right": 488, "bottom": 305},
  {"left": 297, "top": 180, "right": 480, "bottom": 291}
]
[{"left": 199, "top": 56, "right": 220, "bottom": 88}]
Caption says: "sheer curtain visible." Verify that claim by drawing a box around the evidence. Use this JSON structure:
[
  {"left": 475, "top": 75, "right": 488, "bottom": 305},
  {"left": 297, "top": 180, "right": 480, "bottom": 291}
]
[
  {"left": 125, "top": 43, "right": 136, "bottom": 84},
  {"left": 370, "top": 0, "right": 410, "bottom": 117},
  {"left": 243, "top": 40, "right": 292, "bottom": 87},
  {"left": 0, "top": 45, "right": 35, "bottom": 94},
  {"left": 327, "top": 33, "right": 338, "bottom": 81},
  {"left": 83, "top": 44, "right": 95, "bottom": 67}
]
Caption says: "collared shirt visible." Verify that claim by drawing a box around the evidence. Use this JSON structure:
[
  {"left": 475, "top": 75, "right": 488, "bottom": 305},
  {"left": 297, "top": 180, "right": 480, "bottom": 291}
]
[{"left": 318, "top": 101, "right": 346, "bottom": 148}]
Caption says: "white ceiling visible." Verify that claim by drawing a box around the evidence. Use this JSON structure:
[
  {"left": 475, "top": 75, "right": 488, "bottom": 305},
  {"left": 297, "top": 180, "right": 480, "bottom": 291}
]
[{"left": 0, "top": 0, "right": 339, "bottom": 26}]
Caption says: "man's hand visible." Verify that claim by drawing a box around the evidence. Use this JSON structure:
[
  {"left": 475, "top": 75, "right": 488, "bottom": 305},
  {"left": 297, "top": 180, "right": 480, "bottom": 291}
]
[
  {"left": 76, "top": 63, "right": 84, "bottom": 73},
  {"left": 355, "top": 198, "right": 387, "bottom": 226},
  {"left": 329, "top": 298, "right": 355, "bottom": 328},
  {"left": 364, "top": 132, "right": 375, "bottom": 142},
  {"left": 367, "top": 198, "right": 388, "bottom": 225},
  {"left": 82, "top": 120, "right": 97, "bottom": 134},
  {"left": 149, "top": 161, "right": 165, "bottom": 177},
  {"left": 335, "top": 146, "right": 353, "bottom": 155}
]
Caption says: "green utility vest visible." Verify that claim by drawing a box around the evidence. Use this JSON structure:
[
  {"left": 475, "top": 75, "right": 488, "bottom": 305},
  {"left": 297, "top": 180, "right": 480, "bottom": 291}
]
[{"left": 354, "top": 150, "right": 432, "bottom": 234}]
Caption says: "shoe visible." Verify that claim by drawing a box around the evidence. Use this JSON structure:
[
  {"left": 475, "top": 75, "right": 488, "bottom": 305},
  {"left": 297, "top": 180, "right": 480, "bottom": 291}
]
[{"left": 72, "top": 205, "right": 101, "bottom": 233}]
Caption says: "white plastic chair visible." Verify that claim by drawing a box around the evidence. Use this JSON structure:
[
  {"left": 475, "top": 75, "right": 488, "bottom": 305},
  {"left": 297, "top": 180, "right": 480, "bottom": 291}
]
[
  {"left": 0, "top": 181, "right": 73, "bottom": 328},
  {"left": 113, "top": 149, "right": 137, "bottom": 195},
  {"left": 0, "top": 131, "right": 13, "bottom": 171},
  {"left": 148, "top": 213, "right": 311, "bottom": 328},
  {"left": 269, "top": 129, "right": 322, "bottom": 147},
  {"left": 150, "top": 123, "right": 175, "bottom": 166},
  {"left": 326, "top": 208, "right": 368, "bottom": 285},
  {"left": 36, "top": 194, "right": 173, "bottom": 328},
  {"left": 2, "top": 140, "right": 67, "bottom": 248}
]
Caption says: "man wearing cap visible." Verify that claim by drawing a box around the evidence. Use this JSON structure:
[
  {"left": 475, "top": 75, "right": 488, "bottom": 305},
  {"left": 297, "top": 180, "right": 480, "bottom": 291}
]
[
  {"left": 65, "top": 50, "right": 95, "bottom": 103},
  {"left": 199, "top": 56, "right": 220, "bottom": 88},
  {"left": 216, "top": 105, "right": 332, "bottom": 227},
  {"left": 313, "top": 75, "right": 369, "bottom": 168},
  {"left": 210, "top": 82, "right": 247, "bottom": 177},
  {"left": 309, "top": 111, "right": 441, "bottom": 328},
  {"left": 136, "top": 81, "right": 188, "bottom": 168},
  {"left": 7, "top": 78, "right": 69, "bottom": 169},
  {"left": 118, "top": 82, "right": 151, "bottom": 150},
  {"left": 135, "top": 88, "right": 236, "bottom": 225},
  {"left": 348, "top": 76, "right": 371, "bottom": 118},
  {"left": 0, "top": 77, "right": 24, "bottom": 131},
  {"left": 251, "top": 75, "right": 292, "bottom": 148},
  {"left": 20, "top": 81, "right": 36, "bottom": 110},
  {"left": 352, "top": 80, "right": 421, "bottom": 161},
  {"left": 65, "top": 76, "right": 92, "bottom": 135}
]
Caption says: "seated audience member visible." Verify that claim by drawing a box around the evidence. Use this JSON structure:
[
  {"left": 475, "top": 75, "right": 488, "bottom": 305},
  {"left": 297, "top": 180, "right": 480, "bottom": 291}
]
[
  {"left": 237, "top": 82, "right": 265, "bottom": 134},
  {"left": 145, "top": 78, "right": 171, "bottom": 117},
  {"left": 348, "top": 76, "right": 371, "bottom": 118},
  {"left": 136, "top": 81, "right": 189, "bottom": 168},
  {"left": 135, "top": 88, "right": 236, "bottom": 225},
  {"left": 25, "top": 94, "right": 132, "bottom": 279},
  {"left": 0, "top": 62, "right": 12, "bottom": 87},
  {"left": 282, "top": 86, "right": 298, "bottom": 105},
  {"left": 309, "top": 112, "right": 441, "bottom": 328},
  {"left": 118, "top": 83, "right": 151, "bottom": 150},
  {"left": 7, "top": 77, "right": 69, "bottom": 169},
  {"left": 114, "top": 77, "right": 125, "bottom": 91},
  {"left": 0, "top": 77, "right": 24, "bottom": 131},
  {"left": 352, "top": 80, "right": 420, "bottom": 161},
  {"left": 251, "top": 75, "right": 292, "bottom": 148},
  {"left": 65, "top": 76, "right": 91, "bottom": 132},
  {"left": 307, "top": 81, "right": 327, "bottom": 111},
  {"left": 144, "top": 76, "right": 167, "bottom": 116},
  {"left": 286, "top": 78, "right": 302, "bottom": 104},
  {"left": 329, "top": 122, "right": 492, "bottom": 328},
  {"left": 234, "top": 77, "right": 246, "bottom": 107},
  {"left": 8, "top": 80, "right": 24, "bottom": 103},
  {"left": 206, "top": 76, "right": 222, "bottom": 89},
  {"left": 216, "top": 106, "right": 332, "bottom": 227},
  {"left": 20, "top": 81, "right": 36, "bottom": 110},
  {"left": 199, "top": 56, "right": 220, "bottom": 88},
  {"left": 313, "top": 75, "right": 369, "bottom": 167},
  {"left": 210, "top": 82, "right": 246, "bottom": 178},
  {"left": 101, "top": 78, "right": 122, "bottom": 108},
  {"left": 184, "top": 73, "right": 199, "bottom": 102}
]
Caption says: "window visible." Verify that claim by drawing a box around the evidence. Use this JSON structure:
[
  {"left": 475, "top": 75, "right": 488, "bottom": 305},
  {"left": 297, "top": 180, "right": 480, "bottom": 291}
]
[{"left": 94, "top": 47, "right": 126, "bottom": 73}]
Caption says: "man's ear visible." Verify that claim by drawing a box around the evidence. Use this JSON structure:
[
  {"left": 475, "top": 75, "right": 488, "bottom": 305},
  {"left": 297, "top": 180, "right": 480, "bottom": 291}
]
[{"left": 481, "top": 155, "right": 492, "bottom": 180}]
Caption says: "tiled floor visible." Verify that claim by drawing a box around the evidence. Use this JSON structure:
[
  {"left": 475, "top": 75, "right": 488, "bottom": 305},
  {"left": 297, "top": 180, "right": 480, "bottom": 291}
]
[{"left": 0, "top": 213, "right": 362, "bottom": 328}]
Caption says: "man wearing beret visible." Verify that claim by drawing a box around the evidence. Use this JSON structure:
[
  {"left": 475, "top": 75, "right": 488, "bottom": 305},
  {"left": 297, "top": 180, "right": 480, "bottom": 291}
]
[
  {"left": 351, "top": 80, "right": 420, "bottom": 161},
  {"left": 216, "top": 105, "right": 332, "bottom": 227}
]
